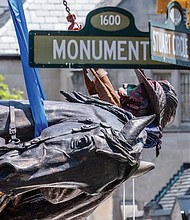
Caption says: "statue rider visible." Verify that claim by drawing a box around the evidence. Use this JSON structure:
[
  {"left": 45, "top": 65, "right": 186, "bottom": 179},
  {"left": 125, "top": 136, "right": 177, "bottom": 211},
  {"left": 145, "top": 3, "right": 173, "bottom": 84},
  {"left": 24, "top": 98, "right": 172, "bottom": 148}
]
[{"left": 83, "top": 68, "right": 178, "bottom": 157}]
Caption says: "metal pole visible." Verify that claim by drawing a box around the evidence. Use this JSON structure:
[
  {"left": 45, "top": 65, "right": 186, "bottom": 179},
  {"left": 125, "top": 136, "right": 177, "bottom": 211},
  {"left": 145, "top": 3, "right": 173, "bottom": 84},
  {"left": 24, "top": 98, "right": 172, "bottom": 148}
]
[
  {"left": 123, "top": 182, "right": 126, "bottom": 220},
  {"left": 132, "top": 178, "right": 135, "bottom": 220}
]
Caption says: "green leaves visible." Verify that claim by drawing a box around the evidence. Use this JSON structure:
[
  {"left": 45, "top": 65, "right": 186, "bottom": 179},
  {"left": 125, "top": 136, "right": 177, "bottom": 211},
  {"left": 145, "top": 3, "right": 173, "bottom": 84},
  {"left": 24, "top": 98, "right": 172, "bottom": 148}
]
[{"left": 0, "top": 74, "right": 23, "bottom": 100}]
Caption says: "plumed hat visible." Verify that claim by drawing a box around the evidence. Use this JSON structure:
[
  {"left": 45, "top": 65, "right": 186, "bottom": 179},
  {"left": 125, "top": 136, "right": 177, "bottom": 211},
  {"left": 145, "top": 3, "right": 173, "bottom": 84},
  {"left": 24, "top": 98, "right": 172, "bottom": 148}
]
[{"left": 134, "top": 69, "right": 178, "bottom": 130}]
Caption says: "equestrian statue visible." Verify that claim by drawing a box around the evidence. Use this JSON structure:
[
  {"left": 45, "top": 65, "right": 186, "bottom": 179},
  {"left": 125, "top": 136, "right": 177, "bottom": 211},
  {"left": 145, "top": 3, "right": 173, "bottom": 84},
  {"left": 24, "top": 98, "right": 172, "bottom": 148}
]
[{"left": 0, "top": 69, "right": 178, "bottom": 220}]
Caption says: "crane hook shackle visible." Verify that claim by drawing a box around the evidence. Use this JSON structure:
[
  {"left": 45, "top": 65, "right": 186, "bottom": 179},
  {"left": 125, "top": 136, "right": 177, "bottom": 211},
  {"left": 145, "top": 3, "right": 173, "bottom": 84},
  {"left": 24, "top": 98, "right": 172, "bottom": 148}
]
[
  {"left": 63, "top": 0, "right": 71, "bottom": 14},
  {"left": 63, "top": 0, "right": 82, "bottom": 30}
]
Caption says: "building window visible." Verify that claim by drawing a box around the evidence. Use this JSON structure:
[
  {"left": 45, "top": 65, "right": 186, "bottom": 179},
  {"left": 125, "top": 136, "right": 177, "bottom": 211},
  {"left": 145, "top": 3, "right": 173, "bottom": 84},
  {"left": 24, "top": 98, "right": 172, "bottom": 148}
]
[
  {"left": 153, "top": 73, "right": 171, "bottom": 82},
  {"left": 181, "top": 73, "right": 190, "bottom": 122},
  {"left": 153, "top": 71, "right": 190, "bottom": 127}
]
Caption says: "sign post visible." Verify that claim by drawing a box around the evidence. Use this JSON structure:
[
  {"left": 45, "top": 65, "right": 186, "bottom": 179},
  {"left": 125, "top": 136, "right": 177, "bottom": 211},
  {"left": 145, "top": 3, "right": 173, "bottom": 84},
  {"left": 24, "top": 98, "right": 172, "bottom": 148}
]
[
  {"left": 29, "top": 6, "right": 188, "bottom": 69},
  {"left": 150, "top": 1, "right": 190, "bottom": 68}
]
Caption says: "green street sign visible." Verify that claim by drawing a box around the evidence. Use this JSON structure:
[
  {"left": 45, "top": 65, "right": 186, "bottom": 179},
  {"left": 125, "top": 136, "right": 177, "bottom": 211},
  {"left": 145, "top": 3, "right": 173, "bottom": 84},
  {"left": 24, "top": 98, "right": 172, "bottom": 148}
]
[
  {"left": 31, "top": 35, "right": 151, "bottom": 67},
  {"left": 29, "top": 6, "right": 188, "bottom": 69},
  {"left": 150, "top": 1, "right": 190, "bottom": 68}
]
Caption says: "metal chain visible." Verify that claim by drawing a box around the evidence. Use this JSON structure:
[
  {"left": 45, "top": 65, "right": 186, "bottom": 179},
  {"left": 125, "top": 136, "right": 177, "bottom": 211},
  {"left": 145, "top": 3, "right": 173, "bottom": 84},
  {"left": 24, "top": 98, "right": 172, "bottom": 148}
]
[{"left": 63, "top": 0, "right": 71, "bottom": 14}]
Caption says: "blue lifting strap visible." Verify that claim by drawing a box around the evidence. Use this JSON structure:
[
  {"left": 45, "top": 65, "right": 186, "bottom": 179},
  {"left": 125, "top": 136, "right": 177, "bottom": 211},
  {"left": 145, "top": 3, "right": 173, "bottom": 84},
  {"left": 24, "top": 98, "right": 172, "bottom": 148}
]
[{"left": 8, "top": 0, "right": 48, "bottom": 137}]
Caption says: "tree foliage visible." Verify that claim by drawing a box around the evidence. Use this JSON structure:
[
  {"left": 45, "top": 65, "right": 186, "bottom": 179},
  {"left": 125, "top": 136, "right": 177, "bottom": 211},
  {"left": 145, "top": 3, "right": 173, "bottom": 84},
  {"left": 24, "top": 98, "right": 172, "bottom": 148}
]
[{"left": 0, "top": 74, "right": 24, "bottom": 100}]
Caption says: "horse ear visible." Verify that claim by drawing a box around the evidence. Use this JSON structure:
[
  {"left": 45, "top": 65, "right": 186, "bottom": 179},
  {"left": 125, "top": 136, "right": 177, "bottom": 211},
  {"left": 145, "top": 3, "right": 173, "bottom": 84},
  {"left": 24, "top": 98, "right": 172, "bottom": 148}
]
[{"left": 120, "top": 115, "right": 155, "bottom": 145}]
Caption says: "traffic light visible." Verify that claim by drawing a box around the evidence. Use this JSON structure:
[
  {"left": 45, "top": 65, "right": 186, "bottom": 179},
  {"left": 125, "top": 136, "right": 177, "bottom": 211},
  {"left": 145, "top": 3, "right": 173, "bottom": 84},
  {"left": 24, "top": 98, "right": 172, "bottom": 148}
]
[
  {"left": 177, "top": 0, "right": 190, "bottom": 26},
  {"left": 156, "top": 0, "right": 190, "bottom": 26},
  {"left": 174, "top": 0, "right": 190, "bottom": 9},
  {"left": 156, "top": 0, "right": 190, "bottom": 13},
  {"left": 156, "top": 0, "right": 171, "bottom": 14}
]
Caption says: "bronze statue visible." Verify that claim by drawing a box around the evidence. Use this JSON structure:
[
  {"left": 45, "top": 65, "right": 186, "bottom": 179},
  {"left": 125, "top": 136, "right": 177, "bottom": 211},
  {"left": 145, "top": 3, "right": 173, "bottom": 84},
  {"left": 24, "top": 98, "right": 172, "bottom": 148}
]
[
  {"left": 83, "top": 69, "right": 178, "bottom": 156},
  {"left": 0, "top": 69, "right": 178, "bottom": 219},
  {"left": 0, "top": 91, "right": 156, "bottom": 219}
]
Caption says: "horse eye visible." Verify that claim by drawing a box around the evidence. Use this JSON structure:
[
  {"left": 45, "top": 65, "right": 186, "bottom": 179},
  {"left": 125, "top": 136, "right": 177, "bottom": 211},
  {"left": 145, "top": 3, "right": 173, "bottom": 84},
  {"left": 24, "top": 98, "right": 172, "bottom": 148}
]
[
  {"left": 71, "top": 135, "right": 91, "bottom": 149},
  {"left": 77, "top": 136, "right": 90, "bottom": 148}
]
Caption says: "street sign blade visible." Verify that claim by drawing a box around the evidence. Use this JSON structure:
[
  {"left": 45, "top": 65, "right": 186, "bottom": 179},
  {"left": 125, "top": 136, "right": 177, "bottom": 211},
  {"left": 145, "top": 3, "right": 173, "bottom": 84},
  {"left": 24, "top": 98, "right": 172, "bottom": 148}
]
[
  {"left": 29, "top": 6, "right": 189, "bottom": 69},
  {"left": 150, "top": 1, "right": 190, "bottom": 68}
]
